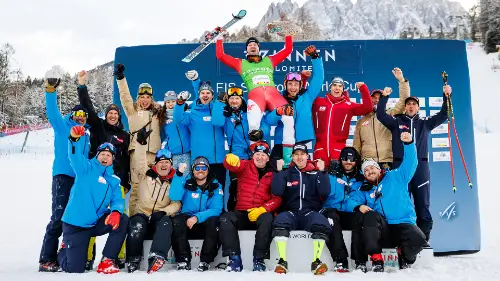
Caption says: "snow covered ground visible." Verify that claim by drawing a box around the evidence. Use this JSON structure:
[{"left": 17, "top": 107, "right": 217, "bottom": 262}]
[{"left": 1, "top": 44, "right": 499, "bottom": 280}]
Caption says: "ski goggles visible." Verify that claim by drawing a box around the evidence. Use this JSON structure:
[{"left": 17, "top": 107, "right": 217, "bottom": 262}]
[
  {"left": 285, "top": 72, "right": 301, "bottom": 81},
  {"left": 155, "top": 149, "right": 173, "bottom": 163},
  {"left": 72, "top": 110, "right": 88, "bottom": 118},
  {"left": 227, "top": 87, "right": 243, "bottom": 97},
  {"left": 340, "top": 154, "right": 356, "bottom": 162},
  {"left": 138, "top": 87, "right": 153, "bottom": 96},
  {"left": 97, "top": 142, "right": 116, "bottom": 155},
  {"left": 194, "top": 165, "right": 208, "bottom": 171}
]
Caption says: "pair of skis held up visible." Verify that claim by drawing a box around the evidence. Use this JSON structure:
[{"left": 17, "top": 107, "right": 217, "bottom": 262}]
[{"left": 442, "top": 71, "right": 472, "bottom": 192}]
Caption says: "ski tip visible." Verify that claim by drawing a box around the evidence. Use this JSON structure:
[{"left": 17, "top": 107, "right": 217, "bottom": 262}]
[
  {"left": 469, "top": 182, "right": 473, "bottom": 188},
  {"left": 181, "top": 58, "right": 191, "bottom": 63}
]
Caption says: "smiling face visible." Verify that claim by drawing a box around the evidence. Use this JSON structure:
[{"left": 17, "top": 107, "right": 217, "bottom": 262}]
[
  {"left": 138, "top": 95, "right": 152, "bottom": 109},
  {"left": 286, "top": 80, "right": 301, "bottom": 98},
  {"left": 330, "top": 83, "right": 344, "bottom": 97},
  {"left": 73, "top": 115, "right": 87, "bottom": 125},
  {"left": 292, "top": 150, "right": 309, "bottom": 169},
  {"left": 246, "top": 42, "right": 260, "bottom": 56},
  {"left": 97, "top": 151, "right": 113, "bottom": 167},
  {"left": 155, "top": 160, "right": 172, "bottom": 177},
  {"left": 228, "top": 96, "right": 242, "bottom": 108},
  {"left": 165, "top": 100, "right": 176, "bottom": 110},
  {"left": 199, "top": 90, "right": 213, "bottom": 104},
  {"left": 253, "top": 152, "right": 269, "bottom": 168},
  {"left": 193, "top": 165, "right": 209, "bottom": 181},
  {"left": 372, "top": 93, "right": 381, "bottom": 106},
  {"left": 106, "top": 110, "right": 119, "bottom": 126},
  {"left": 364, "top": 165, "right": 380, "bottom": 182},
  {"left": 342, "top": 160, "right": 356, "bottom": 172}
]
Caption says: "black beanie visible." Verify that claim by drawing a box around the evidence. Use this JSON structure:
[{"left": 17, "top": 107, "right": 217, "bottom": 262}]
[
  {"left": 246, "top": 37, "right": 260, "bottom": 48},
  {"left": 105, "top": 104, "right": 121, "bottom": 117}
]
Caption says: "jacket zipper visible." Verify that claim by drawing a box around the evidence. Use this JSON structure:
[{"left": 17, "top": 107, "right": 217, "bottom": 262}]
[
  {"left": 298, "top": 168, "right": 303, "bottom": 210},
  {"left": 151, "top": 182, "right": 161, "bottom": 214},
  {"left": 315, "top": 112, "right": 319, "bottom": 129},
  {"left": 209, "top": 104, "right": 217, "bottom": 162},
  {"left": 372, "top": 117, "right": 380, "bottom": 162},
  {"left": 252, "top": 180, "right": 260, "bottom": 207},
  {"left": 327, "top": 100, "right": 334, "bottom": 158},
  {"left": 175, "top": 125, "right": 184, "bottom": 153},
  {"left": 340, "top": 114, "right": 348, "bottom": 132},
  {"left": 199, "top": 191, "right": 203, "bottom": 212}
]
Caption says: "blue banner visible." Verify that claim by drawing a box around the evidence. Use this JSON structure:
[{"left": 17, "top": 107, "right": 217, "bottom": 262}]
[{"left": 114, "top": 39, "right": 480, "bottom": 254}]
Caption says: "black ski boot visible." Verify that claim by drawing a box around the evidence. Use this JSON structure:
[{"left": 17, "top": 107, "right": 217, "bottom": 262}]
[
  {"left": 334, "top": 258, "right": 349, "bottom": 272},
  {"left": 311, "top": 258, "right": 328, "bottom": 275},
  {"left": 177, "top": 257, "right": 191, "bottom": 270},
  {"left": 85, "top": 260, "right": 94, "bottom": 271},
  {"left": 274, "top": 258, "right": 288, "bottom": 274},
  {"left": 147, "top": 256, "right": 166, "bottom": 274},
  {"left": 197, "top": 261, "right": 210, "bottom": 272},
  {"left": 39, "top": 261, "right": 59, "bottom": 272},
  {"left": 126, "top": 256, "right": 142, "bottom": 273},
  {"left": 371, "top": 254, "right": 384, "bottom": 272},
  {"left": 355, "top": 261, "right": 368, "bottom": 273}
]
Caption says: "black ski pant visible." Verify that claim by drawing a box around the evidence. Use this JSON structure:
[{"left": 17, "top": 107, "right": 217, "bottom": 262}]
[
  {"left": 171, "top": 214, "right": 219, "bottom": 263},
  {"left": 394, "top": 160, "right": 433, "bottom": 241},
  {"left": 227, "top": 172, "right": 238, "bottom": 211},
  {"left": 321, "top": 209, "right": 364, "bottom": 262},
  {"left": 361, "top": 211, "right": 426, "bottom": 264},
  {"left": 219, "top": 210, "right": 274, "bottom": 259},
  {"left": 39, "top": 174, "right": 75, "bottom": 263},
  {"left": 57, "top": 213, "right": 129, "bottom": 273},
  {"left": 210, "top": 163, "right": 226, "bottom": 191},
  {"left": 126, "top": 212, "right": 173, "bottom": 261},
  {"left": 272, "top": 210, "right": 331, "bottom": 241}
]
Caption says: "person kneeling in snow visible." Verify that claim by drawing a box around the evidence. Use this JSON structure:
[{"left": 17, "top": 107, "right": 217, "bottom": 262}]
[
  {"left": 271, "top": 144, "right": 331, "bottom": 275},
  {"left": 58, "top": 126, "right": 128, "bottom": 274},
  {"left": 349, "top": 132, "right": 426, "bottom": 272},
  {"left": 125, "top": 140, "right": 181, "bottom": 273},
  {"left": 169, "top": 157, "right": 223, "bottom": 272}
]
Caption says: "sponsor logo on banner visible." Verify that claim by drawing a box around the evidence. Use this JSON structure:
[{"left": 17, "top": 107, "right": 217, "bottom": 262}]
[
  {"left": 349, "top": 125, "right": 356, "bottom": 136},
  {"left": 381, "top": 248, "right": 399, "bottom": 272},
  {"left": 432, "top": 138, "right": 450, "bottom": 148},
  {"left": 432, "top": 124, "right": 448, "bottom": 134},
  {"left": 439, "top": 202, "right": 457, "bottom": 220},
  {"left": 387, "top": 98, "right": 399, "bottom": 108},
  {"left": 417, "top": 97, "right": 426, "bottom": 107},
  {"left": 287, "top": 180, "right": 299, "bottom": 187},
  {"left": 433, "top": 151, "right": 451, "bottom": 162},
  {"left": 419, "top": 110, "right": 427, "bottom": 117},
  {"left": 430, "top": 109, "right": 440, "bottom": 116},
  {"left": 429, "top": 97, "right": 444, "bottom": 107},
  {"left": 345, "top": 139, "right": 353, "bottom": 146}
]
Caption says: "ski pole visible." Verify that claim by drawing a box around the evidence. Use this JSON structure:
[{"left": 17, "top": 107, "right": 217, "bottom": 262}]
[{"left": 442, "top": 71, "right": 457, "bottom": 192}]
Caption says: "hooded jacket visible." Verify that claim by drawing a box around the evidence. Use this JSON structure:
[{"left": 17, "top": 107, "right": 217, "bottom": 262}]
[
  {"left": 45, "top": 91, "right": 90, "bottom": 177},
  {"left": 62, "top": 137, "right": 124, "bottom": 228}
]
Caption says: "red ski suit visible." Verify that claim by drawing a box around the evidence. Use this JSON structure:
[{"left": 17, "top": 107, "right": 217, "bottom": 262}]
[
  {"left": 223, "top": 157, "right": 282, "bottom": 213},
  {"left": 312, "top": 84, "right": 372, "bottom": 163}
]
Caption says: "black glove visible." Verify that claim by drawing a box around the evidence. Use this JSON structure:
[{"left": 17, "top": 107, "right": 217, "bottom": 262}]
[
  {"left": 360, "top": 181, "right": 374, "bottom": 192},
  {"left": 114, "top": 64, "right": 125, "bottom": 80},
  {"left": 136, "top": 127, "right": 152, "bottom": 145},
  {"left": 218, "top": 92, "right": 228, "bottom": 103},
  {"left": 328, "top": 159, "right": 341, "bottom": 176},
  {"left": 45, "top": 78, "right": 61, "bottom": 93},
  {"left": 305, "top": 45, "right": 320, "bottom": 59},
  {"left": 223, "top": 105, "right": 232, "bottom": 117}
]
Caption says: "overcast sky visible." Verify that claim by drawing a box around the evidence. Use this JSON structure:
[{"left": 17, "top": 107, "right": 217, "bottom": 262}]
[{"left": 0, "top": 0, "right": 476, "bottom": 78}]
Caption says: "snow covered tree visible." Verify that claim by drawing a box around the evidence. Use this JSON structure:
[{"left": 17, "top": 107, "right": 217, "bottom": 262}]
[
  {"left": 469, "top": 5, "right": 480, "bottom": 41},
  {"left": 428, "top": 26, "right": 434, "bottom": 38}
]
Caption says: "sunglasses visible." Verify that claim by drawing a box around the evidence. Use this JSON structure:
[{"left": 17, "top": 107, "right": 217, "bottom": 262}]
[
  {"left": 73, "top": 110, "right": 88, "bottom": 118},
  {"left": 285, "top": 73, "right": 301, "bottom": 81},
  {"left": 341, "top": 156, "right": 355, "bottom": 162},
  {"left": 138, "top": 87, "right": 153, "bottom": 95},
  {"left": 97, "top": 142, "right": 116, "bottom": 155},
  {"left": 228, "top": 87, "right": 243, "bottom": 96},
  {"left": 194, "top": 165, "right": 208, "bottom": 171}
]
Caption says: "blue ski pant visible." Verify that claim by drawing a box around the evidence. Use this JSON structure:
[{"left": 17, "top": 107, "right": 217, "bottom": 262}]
[
  {"left": 272, "top": 210, "right": 331, "bottom": 241},
  {"left": 39, "top": 175, "right": 74, "bottom": 263},
  {"left": 57, "top": 213, "right": 129, "bottom": 273}
]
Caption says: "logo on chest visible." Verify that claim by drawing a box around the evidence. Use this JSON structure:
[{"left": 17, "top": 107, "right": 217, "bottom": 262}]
[
  {"left": 203, "top": 116, "right": 211, "bottom": 122},
  {"left": 318, "top": 106, "right": 327, "bottom": 111},
  {"left": 399, "top": 125, "right": 409, "bottom": 130},
  {"left": 287, "top": 180, "right": 299, "bottom": 187},
  {"left": 191, "top": 193, "right": 200, "bottom": 199},
  {"left": 98, "top": 176, "right": 107, "bottom": 184},
  {"left": 362, "top": 121, "right": 370, "bottom": 126}
]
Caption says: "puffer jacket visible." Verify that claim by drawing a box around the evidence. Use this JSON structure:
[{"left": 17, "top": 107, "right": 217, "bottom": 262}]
[
  {"left": 116, "top": 78, "right": 161, "bottom": 153},
  {"left": 353, "top": 80, "right": 410, "bottom": 162},
  {"left": 63, "top": 137, "right": 124, "bottom": 228},
  {"left": 133, "top": 141, "right": 181, "bottom": 216},
  {"left": 223, "top": 154, "right": 282, "bottom": 212}
]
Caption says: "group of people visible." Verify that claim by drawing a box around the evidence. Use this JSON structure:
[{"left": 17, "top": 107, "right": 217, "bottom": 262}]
[{"left": 37, "top": 34, "right": 451, "bottom": 275}]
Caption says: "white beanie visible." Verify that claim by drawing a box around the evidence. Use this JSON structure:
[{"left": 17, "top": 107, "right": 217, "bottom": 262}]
[{"left": 362, "top": 160, "right": 380, "bottom": 172}]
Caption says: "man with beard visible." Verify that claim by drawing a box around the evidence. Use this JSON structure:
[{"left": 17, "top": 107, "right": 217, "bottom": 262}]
[
  {"left": 76, "top": 70, "right": 130, "bottom": 269},
  {"left": 169, "top": 157, "right": 223, "bottom": 272},
  {"left": 39, "top": 77, "right": 91, "bottom": 272},
  {"left": 353, "top": 68, "right": 409, "bottom": 169}
]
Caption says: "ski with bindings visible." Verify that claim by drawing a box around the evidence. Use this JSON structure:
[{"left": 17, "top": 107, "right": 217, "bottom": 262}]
[{"left": 182, "top": 10, "right": 247, "bottom": 63}]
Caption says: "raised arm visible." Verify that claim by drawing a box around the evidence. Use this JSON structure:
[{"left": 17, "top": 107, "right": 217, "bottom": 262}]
[
  {"left": 269, "top": 35, "right": 293, "bottom": 67},
  {"left": 351, "top": 83, "right": 373, "bottom": 116},
  {"left": 169, "top": 172, "right": 187, "bottom": 202},
  {"left": 425, "top": 93, "right": 448, "bottom": 131},
  {"left": 389, "top": 68, "right": 410, "bottom": 116},
  {"left": 114, "top": 64, "right": 136, "bottom": 117},
  {"left": 68, "top": 127, "right": 91, "bottom": 175},
  {"left": 271, "top": 171, "right": 287, "bottom": 196},
  {"left": 211, "top": 100, "right": 227, "bottom": 127},
  {"left": 216, "top": 39, "right": 242, "bottom": 74},
  {"left": 223, "top": 154, "right": 249, "bottom": 174},
  {"left": 173, "top": 102, "right": 192, "bottom": 126},
  {"left": 392, "top": 132, "right": 418, "bottom": 184},
  {"left": 376, "top": 95, "right": 398, "bottom": 130},
  {"left": 304, "top": 52, "right": 325, "bottom": 100}
]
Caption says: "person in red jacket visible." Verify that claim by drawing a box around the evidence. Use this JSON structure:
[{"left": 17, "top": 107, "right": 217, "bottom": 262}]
[
  {"left": 219, "top": 141, "right": 282, "bottom": 272},
  {"left": 216, "top": 36, "right": 296, "bottom": 163},
  {"left": 312, "top": 77, "right": 372, "bottom": 164}
]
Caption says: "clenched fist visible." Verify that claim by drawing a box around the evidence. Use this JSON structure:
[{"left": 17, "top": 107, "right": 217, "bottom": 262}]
[
  {"left": 382, "top": 87, "right": 392, "bottom": 96},
  {"left": 185, "top": 70, "right": 199, "bottom": 81},
  {"left": 178, "top": 163, "right": 187, "bottom": 174},
  {"left": 400, "top": 132, "right": 412, "bottom": 143},
  {"left": 355, "top": 82, "right": 365, "bottom": 88},
  {"left": 443, "top": 85, "right": 452, "bottom": 96},
  {"left": 304, "top": 45, "right": 320, "bottom": 59},
  {"left": 392, "top": 67, "right": 405, "bottom": 82},
  {"left": 315, "top": 159, "right": 325, "bottom": 171},
  {"left": 70, "top": 126, "right": 85, "bottom": 139},
  {"left": 77, "top": 70, "right": 87, "bottom": 86}
]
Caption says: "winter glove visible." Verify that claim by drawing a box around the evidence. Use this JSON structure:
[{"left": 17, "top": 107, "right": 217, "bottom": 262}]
[
  {"left": 328, "top": 159, "right": 341, "bottom": 176},
  {"left": 114, "top": 64, "right": 125, "bottom": 80},
  {"left": 136, "top": 127, "right": 153, "bottom": 145},
  {"left": 177, "top": 91, "right": 191, "bottom": 105},
  {"left": 70, "top": 126, "right": 85, "bottom": 140},
  {"left": 247, "top": 207, "right": 267, "bottom": 222},
  {"left": 305, "top": 45, "right": 320, "bottom": 59},
  {"left": 45, "top": 78, "right": 61, "bottom": 93},
  {"left": 185, "top": 70, "right": 199, "bottom": 81},
  {"left": 217, "top": 92, "right": 228, "bottom": 103},
  {"left": 105, "top": 211, "right": 121, "bottom": 231},
  {"left": 225, "top": 153, "right": 240, "bottom": 167},
  {"left": 276, "top": 104, "right": 294, "bottom": 116}
]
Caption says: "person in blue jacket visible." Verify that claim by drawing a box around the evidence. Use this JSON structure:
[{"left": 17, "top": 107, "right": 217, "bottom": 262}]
[
  {"left": 271, "top": 143, "right": 331, "bottom": 275},
  {"left": 349, "top": 132, "right": 426, "bottom": 272},
  {"left": 211, "top": 86, "right": 274, "bottom": 210},
  {"left": 39, "top": 77, "right": 91, "bottom": 272},
  {"left": 174, "top": 77, "right": 226, "bottom": 189},
  {"left": 321, "top": 146, "right": 365, "bottom": 273},
  {"left": 265, "top": 45, "right": 324, "bottom": 167},
  {"left": 376, "top": 84, "right": 450, "bottom": 244},
  {"left": 57, "top": 126, "right": 128, "bottom": 274},
  {"left": 159, "top": 90, "right": 191, "bottom": 177},
  {"left": 169, "top": 156, "right": 223, "bottom": 272}
]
